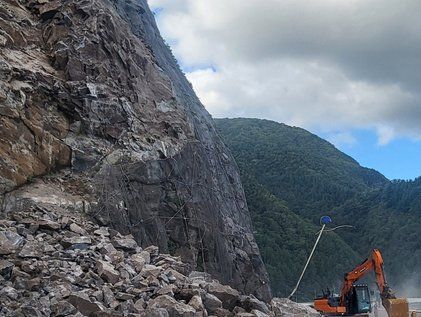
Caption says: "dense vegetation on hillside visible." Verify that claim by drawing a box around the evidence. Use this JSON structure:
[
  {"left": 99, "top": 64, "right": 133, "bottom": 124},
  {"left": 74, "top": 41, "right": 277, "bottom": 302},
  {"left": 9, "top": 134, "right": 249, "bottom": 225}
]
[
  {"left": 243, "top": 173, "right": 359, "bottom": 299},
  {"left": 333, "top": 178, "right": 421, "bottom": 292},
  {"left": 215, "top": 118, "right": 421, "bottom": 299},
  {"left": 215, "top": 118, "right": 387, "bottom": 220}
]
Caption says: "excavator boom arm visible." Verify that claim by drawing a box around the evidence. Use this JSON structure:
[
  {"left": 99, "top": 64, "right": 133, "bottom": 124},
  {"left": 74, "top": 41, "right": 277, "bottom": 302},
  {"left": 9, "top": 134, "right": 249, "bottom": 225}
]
[
  {"left": 340, "top": 249, "right": 388, "bottom": 304},
  {"left": 339, "top": 249, "right": 408, "bottom": 317}
]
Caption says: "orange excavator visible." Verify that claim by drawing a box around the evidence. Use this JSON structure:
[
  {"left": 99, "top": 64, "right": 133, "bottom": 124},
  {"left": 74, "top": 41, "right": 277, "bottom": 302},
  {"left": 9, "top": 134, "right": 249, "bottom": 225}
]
[{"left": 314, "top": 249, "right": 408, "bottom": 317}]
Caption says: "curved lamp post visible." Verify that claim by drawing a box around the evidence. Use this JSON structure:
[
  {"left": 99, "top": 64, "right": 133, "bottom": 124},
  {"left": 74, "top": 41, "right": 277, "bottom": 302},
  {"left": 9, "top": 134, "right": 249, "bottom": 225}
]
[{"left": 288, "top": 216, "right": 354, "bottom": 300}]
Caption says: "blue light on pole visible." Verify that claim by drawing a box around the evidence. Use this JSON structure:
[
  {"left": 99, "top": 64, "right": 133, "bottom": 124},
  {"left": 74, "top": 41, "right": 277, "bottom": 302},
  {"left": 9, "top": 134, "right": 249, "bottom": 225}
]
[{"left": 321, "top": 215, "right": 332, "bottom": 225}]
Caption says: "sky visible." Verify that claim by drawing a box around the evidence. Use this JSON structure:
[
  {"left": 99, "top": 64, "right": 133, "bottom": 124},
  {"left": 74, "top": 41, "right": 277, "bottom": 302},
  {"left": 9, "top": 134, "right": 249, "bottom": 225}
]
[{"left": 147, "top": 0, "right": 421, "bottom": 180}]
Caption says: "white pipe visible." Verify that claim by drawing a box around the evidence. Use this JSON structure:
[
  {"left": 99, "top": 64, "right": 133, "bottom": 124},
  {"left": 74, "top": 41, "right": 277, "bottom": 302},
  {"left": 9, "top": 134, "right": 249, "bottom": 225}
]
[{"left": 288, "top": 224, "right": 326, "bottom": 300}]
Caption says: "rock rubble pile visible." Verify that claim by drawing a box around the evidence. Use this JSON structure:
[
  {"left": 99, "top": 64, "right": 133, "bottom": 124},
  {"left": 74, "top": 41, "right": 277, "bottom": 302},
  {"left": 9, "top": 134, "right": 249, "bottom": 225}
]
[{"left": 0, "top": 206, "right": 318, "bottom": 317}]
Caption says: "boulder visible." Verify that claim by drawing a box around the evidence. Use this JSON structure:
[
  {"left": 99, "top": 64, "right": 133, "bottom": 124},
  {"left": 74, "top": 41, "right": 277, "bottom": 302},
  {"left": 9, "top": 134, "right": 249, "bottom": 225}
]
[
  {"left": 69, "top": 223, "right": 87, "bottom": 235},
  {"left": 203, "top": 293, "right": 222, "bottom": 313},
  {"left": 102, "top": 286, "right": 116, "bottom": 308},
  {"left": 115, "top": 292, "right": 135, "bottom": 301},
  {"left": 141, "top": 264, "right": 162, "bottom": 278},
  {"left": 112, "top": 236, "right": 138, "bottom": 252},
  {"left": 19, "top": 240, "right": 42, "bottom": 258},
  {"left": 100, "top": 243, "right": 124, "bottom": 264},
  {"left": 134, "top": 298, "right": 146, "bottom": 312},
  {"left": 239, "top": 295, "right": 270, "bottom": 314},
  {"left": 189, "top": 271, "right": 213, "bottom": 284},
  {"left": 144, "top": 246, "right": 159, "bottom": 258},
  {"left": 37, "top": 220, "right": 61, "bottom": 231},
  {"left": 26, "top": 277, "right": 42, "bottom": 291},
  {"left": 206, "top": 281, "right": 240, "bottom": 310},
  {"left": 140, "top": 308, "right": 170, "bottom": 317},
  {"left": 51, "top": 300, "right": 77, "bottom": 316},
  {"left": 61, "top": 236, "right": 92, "bottom": 249},
  {"left": 0, "top": 231, "right": 24, "bottom": 254},
  {"left": 233, "top": 306, "right": 247, "bottom": 314},
  {"left": 21, "top": 305, "right": 44, "bottom": 317},
  {"left": 39, "top": 0, "right": 62, "bottom": 20},
  {"left": 130, "top": 251, "right": 150, "bottom": 272},
  {"left": 0, "top": 260, "right": 14, "bottom": 279},
  {"left": 189, "top": 295, "right": 205, "bottom": 312},
  {"left": 94, "top": 228, "right": 110, "bottom": 237},
  {"left": 0, "top": 286, "right": 18, "bottom": 300},
  {"left": 96, "top": 260, "right": 120, "bottom": 284},
  {"left": 165, "top": 269, "right": 187, "bottom": 284},
  {"left": 213, "top": 308, "right": 234, "bottom": 317},
  {"left": 148, "top": 295, "right": 196, "bottom": 317},
  {"left": 156, "top": 284, "right": 177, "bottom": 296},
  {"left": 271, "top": 298, "right": 320, "bottom": 317},
  {"left": 251, "top": 310, "right": 270, "bottom": 317},
  {"left": 68, "top": 294, "right": 105, "bottom": 316}
]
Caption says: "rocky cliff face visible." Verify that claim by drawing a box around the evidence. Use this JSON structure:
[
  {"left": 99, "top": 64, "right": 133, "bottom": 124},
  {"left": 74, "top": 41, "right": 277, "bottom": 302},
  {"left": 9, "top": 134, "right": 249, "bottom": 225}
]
[{"left": 0, "top": 0, "right": 270, "bottom": 300}]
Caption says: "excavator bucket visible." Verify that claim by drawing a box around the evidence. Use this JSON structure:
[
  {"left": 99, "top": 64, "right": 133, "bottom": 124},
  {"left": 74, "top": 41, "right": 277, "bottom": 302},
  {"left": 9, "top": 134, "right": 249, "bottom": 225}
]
[{"left": 382, "top": 298, "right": 409, "bottom": 317}]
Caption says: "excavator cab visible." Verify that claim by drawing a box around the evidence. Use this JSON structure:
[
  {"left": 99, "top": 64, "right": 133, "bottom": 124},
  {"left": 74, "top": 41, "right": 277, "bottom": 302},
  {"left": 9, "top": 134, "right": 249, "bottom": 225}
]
[
  {"left": 314, "top": 289, "right": 346, "bottom": 315},
  {"left": 314, "top": 285, "right": 371, "bottom": 315},
  {"left": 345, "top": 285, "right": 371, "bottom": 315}
]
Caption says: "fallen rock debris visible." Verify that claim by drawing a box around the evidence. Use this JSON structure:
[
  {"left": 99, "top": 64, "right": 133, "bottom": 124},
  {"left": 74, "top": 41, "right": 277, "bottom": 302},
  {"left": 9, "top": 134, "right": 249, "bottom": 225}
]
[{"left": 0, "top": 207, "right": 319, "bottom": 316}]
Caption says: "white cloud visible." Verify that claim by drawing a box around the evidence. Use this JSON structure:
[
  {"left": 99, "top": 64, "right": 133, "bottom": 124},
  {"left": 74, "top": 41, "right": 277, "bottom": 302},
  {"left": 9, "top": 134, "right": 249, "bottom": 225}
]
[
  {"left": 148, "top": 0, "right": 421, "bottom": 144},
  {"left": 376, "top": 126, "right": 396, "bottom": 146},
  {"left": 326, "top": 132, "right": 358, "bottom": 148}
]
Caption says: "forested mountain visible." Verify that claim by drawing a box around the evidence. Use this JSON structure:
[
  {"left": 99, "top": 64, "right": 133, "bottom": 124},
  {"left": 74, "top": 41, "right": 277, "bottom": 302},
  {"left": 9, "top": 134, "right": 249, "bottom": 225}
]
[
  {"left": 215, "top": 118, "right": 421, "bottom": 299},
  {"left": 215, "top": 118, "right": 387, "bottom": 222},
  {"left": 333, "top": 178, "right": 421, "bottom": 294},
  {"left": 242, "top": 173, "right": 360, "bottom": 299}
]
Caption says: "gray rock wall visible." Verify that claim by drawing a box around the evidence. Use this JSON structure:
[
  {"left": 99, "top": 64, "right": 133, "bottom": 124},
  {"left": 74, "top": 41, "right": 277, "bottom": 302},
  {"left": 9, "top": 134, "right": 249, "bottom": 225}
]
[{"left": 0, "top": 0, "right": 270, "bottom": 300}]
